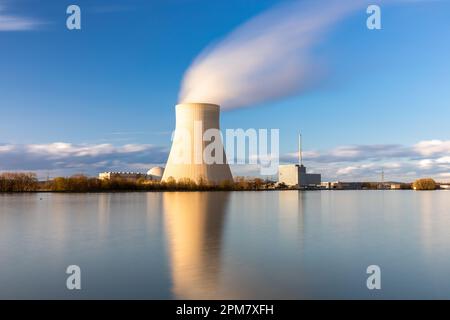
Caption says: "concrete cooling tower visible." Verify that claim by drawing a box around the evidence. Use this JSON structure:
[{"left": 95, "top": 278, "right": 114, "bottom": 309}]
[{"left": 162, "top": 103, "right": 233, "bottom": 184}]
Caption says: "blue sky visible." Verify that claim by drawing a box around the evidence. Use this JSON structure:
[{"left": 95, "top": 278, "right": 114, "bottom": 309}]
[{"left": 1, "top": 0, "right": 450, "bottom": 181}]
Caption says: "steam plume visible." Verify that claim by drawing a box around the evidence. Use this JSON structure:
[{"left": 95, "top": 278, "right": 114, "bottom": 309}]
[{"left": 179, "top": 0, "right": 366, "bottom": 110}]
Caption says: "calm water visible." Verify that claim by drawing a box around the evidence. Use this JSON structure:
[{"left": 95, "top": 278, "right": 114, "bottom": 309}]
[{"left": 1, "top": 190, "right": 450, "bottom": 299}]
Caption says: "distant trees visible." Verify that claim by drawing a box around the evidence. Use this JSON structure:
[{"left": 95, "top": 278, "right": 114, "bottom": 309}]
[
  {"left": 360, "top": 182, "right": 412, "bottom": 190},
  {"left": 413, "top": 178, "right": 437, "bottom": 191},
  {"left": 1, "top": 172, "right": 443, "bottom": 193},
  {"left": 0, "top": 172, "right": 278, "bottom": 192},
  {"left": 51, "top": 175, "right": 102, "bottom": 192},
  {"left": 362, "top": 182, "right": 379, "bottom": 190},
  {"left": 50, "top": 175, "right": 147, "bottom": 192},
  {"left": 277, "top": 182, "right": 288, "bottom": 189},
  {"left": 400, "top": 183, "right": 413, "bottom": 190},
  {"left": 0, "top": 172, "right": 38, "bottom": 192}
]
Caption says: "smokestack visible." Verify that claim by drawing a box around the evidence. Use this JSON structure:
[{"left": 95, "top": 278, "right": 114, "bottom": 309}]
[
  {"left": 162, "top": 103, "right": 233, "bottom": 184},
  {"left": 299, "top": 133, "right": 303, "bottom": 166}
]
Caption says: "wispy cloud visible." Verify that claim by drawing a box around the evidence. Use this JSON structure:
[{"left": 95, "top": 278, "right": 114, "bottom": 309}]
[
  {"left": 0, "top": 2, "right": 41, "bottom": 31},
  {"left": 0, "top": 142, "right": 168, "bottom": 178},
  {"left": 282, "top": 140, "right": 450, "bottom": 182},
  {"left": 1, "top": 140, "right": 449, "bottom": 182}
]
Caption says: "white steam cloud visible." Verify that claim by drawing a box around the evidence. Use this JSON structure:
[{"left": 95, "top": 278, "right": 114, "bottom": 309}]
[{"left": 179, "top": 0, "right": 366, "bottom": 110}]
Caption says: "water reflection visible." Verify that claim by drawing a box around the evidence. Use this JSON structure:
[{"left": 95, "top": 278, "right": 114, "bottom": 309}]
[
  {"left": 163, "top": 192, "right": 229, "bottom": 299},
  {"left": 2, "top": 191, "right": 450, "bottom": 299},
  {"left": 98, "top": 193, "right": 111, "bottom": 238},
  {"left": 276, "top": 191, "right": 305, "bottom": 252}
]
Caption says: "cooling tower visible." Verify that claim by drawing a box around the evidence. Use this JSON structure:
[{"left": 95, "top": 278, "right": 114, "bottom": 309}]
[{"left": 162, "top": 103, "right": 233, "bottom": 184}]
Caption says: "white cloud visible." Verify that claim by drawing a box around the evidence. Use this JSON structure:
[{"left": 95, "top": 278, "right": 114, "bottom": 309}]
[
  {"left": 281, "top": 140, "right": 450, "bottom": 182},
  {"left": 0, "top": 3, "right": 41, "bottom": 31},
  {"left": 439, "top": 172, "right": 450, "bottom": 178},
  {"left": 25, "top": 143, "right": 152, "bottom": 158},
  {"left": 0, "top": 142, "right": 168, "bottom": 179},
  {"left": 436, "top": 156, "right": 450, "bottom": 164},
  {"left": 336, "top": 166, "right": 359, "bottom": 175},
  {"left": 0, "top": 145, "right": 14, "bottom": 152},
  {"left": 418, "top": 159, "right": 434, "bottom": 168},
  {"left": 413, "top": 140, "right": 450, "bottom": 157},
  {"left": 330, "top": 146, "right": 362, "bottom": 158},
  {"left": 1, "top": 139, "right": 450, "bottom": 182}
]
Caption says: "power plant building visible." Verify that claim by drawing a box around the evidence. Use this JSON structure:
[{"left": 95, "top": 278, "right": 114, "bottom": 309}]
[
  {"left": 278, "top": 134, "right": 321, "bottom": 187},
  {"left": 279, "top": 164, "right": 321, "bottom": 187},
  {"left": 162, "top": 103, "right": 233, "bottom": 184},
  {"left": 147, "top": 166, "right": 165, "bottom": 181},
  {"left": 98, "top": 172, "right": 148, "bottom": 181},
  {"left": 99, "top": 166, "right": 165, "bottom": 181}
]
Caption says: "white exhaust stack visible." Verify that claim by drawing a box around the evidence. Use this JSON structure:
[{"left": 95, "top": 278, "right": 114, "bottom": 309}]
[{"left": 162, "top": 103, "right": 233, "bottom": 184}]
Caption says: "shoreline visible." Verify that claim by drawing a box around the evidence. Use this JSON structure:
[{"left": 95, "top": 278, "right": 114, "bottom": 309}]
[
  {"left": 1, "top": 189, "right": 447, "bottom": 194},
  {"left": 1, "top": 173, "right": 447, "bottom": 192}
]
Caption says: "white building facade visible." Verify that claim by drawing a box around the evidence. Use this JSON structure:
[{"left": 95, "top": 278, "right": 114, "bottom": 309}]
[{"left": 278, "top": 164, "right": 321, "bottom": 187}]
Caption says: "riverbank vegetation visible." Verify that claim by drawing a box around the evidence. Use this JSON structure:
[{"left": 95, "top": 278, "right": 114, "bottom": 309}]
[
  {"left": 0, "top": 173, "right": 277, "bottom": 192},
  {"left": 0, "top": 173, "right": 38, "bottom": 192},
  {"left": 0, "top": 172, "right": 446, "bottom": 193},
  {"left": 48, "top": 175, "right": 277, "bottom": 192},
  {"left": 412, "top": 178, "right": 437, "bottom": 191}
]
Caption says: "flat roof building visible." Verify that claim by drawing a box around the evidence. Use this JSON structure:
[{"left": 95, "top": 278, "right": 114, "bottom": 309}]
[
  {"left": 278, "top": 164, "right": 321, "bottom": 187},
  {"left": 99, "top": 166, "right": 166, "bottom": 181},
  {"left": 278, "top": 133, "right": 322, "bottom": 188},
  {"left": 321, "top": 181, "right": 363, "bottom": 190},
  {"left": 98, "top": 172, "right": 148, "bottom": 181}
]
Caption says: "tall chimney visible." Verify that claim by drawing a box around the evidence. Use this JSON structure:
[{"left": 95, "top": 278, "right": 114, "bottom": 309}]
[{"left": 298, "top": 133, "right": 303, "bottom": 166}]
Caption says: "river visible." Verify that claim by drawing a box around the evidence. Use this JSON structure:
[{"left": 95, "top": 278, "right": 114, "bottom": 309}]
[{"left": 1, "top": 190, "right": 449, "bottom": 299}]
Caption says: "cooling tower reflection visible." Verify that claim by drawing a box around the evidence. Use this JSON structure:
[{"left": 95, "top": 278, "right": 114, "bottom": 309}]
[{"left": 163, "top": 192, "right": 229, "bottom": 299}]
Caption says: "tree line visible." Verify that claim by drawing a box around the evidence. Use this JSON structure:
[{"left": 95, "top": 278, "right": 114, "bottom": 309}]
[
  {"left": 0, "top": 173, "right": 39, "bottom": 192},
  {"left": 0, "top": 173, "right": 277, "bottom": 192},
  {"left": 0, "top": 173, "right": 444, "bottom": 192}
]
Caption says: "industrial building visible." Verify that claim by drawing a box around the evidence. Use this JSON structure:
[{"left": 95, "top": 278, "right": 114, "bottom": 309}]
[
  {"left": 279, "top": 164, "right": 321, "bottom": 187},
  {"left": 321, "top": 181, "right": 363, "bottom": 190},
  {"left": 390, "top": 183, "right": 402, "bottom": 190},
  {"left": 162, "top": 103, "right": 233, "bottom": 184},
  {"left": 99, "top": 166, "right": 165, "bottom": 181},
  {"left": 278, "top": 134, "right": 321, "bottom": 188},
  {"left": 99, "top": 172, "right": 148, "bottom": 181}
]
